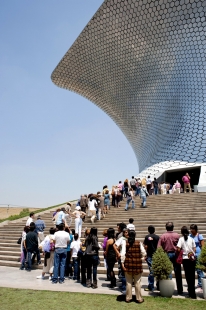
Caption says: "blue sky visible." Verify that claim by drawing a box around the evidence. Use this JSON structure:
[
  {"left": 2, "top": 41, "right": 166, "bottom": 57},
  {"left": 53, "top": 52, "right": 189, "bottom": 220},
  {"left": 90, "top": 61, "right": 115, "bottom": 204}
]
[{"left": 0, "top": 0, "right": 137, "bottom": 208}]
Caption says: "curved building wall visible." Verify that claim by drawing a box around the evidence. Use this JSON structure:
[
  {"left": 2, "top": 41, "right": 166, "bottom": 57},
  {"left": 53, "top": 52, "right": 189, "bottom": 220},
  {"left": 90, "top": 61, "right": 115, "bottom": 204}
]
[{"left": 51, "top": 0, "right": 206, "bottom": 186}]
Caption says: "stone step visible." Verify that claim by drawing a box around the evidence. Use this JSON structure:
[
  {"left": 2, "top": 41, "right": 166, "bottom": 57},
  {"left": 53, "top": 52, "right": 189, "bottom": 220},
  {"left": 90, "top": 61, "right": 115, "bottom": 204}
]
[{"left": 0, "top": 192, "right": 205, "bottom": 272}]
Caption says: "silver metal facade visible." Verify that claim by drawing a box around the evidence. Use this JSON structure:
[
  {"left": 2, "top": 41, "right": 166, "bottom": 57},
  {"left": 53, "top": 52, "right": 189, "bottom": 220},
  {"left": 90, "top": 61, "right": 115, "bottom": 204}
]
[{"left": 51, "top": 0, "right": 206, "bottom": 180}]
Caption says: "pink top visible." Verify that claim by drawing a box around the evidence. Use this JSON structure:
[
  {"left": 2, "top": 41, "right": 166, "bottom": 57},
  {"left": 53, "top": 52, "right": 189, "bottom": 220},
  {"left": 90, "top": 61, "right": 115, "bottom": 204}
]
[
  {"left": 118, "top": 183, "right": 123, "bottom": 190},
  {"left": 182, "top": 176, "right": 190, "bottom": 184},
  {"left": 175, "top": 182, "right": 181, "bottom": 188},
  {"left": 158, "top": 231, "right": 180, "bottom": 252}
]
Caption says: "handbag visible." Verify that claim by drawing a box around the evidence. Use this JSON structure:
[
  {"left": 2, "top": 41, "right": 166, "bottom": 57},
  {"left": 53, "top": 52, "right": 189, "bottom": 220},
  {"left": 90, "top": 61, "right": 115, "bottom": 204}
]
[
  {"left": 17, "top": 237, "right": 22, "bottom": 244},
  {"left": 188, "top": 251, "right": 196, "bottom": 261},
  {"left": 176, "top": 250, "right": 183, "bottom": 264}
]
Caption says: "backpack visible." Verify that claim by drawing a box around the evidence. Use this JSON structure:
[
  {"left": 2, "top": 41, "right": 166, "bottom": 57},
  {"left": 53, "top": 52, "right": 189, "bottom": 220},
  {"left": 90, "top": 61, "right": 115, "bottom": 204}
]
[
  {"left": 127, "top": 192, "right": 131, "bottom": 198},
  {"left": 43, "top": 236, "right": 55, "bottom": 252},
  {"left": 43, "top": 239, "right": 51, "bottom": 253},
  {"left": 85, "top": 238, "right": 99, "bottom": 256}
]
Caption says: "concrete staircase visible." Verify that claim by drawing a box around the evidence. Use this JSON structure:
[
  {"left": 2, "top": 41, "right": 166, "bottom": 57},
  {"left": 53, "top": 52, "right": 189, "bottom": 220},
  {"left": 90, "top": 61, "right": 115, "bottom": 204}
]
[{"left": 0, "top": 193, "right": 205, "bottom": 277}]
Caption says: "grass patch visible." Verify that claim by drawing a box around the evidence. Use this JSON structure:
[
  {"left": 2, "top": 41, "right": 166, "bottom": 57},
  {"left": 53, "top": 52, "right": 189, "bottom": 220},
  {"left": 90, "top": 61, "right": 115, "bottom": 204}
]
[
  {"left": 0, "top": 200, "right": 76, "bottom": 223},
  {"left": 0, "top": 288, "right": 205, "bottom": 310}
]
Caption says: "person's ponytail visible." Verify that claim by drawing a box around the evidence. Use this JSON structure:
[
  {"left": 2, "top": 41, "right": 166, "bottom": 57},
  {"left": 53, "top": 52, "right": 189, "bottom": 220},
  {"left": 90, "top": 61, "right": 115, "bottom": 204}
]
[
  {"left": 128, "top": 230, "right": 136, "bottom": 246},
  {"left": 181, "top": 226, "right": 189, "bottom": 241}
]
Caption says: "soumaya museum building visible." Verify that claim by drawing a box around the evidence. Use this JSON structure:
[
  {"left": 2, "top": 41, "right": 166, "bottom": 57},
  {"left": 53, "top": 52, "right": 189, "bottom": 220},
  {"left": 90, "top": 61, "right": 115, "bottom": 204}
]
[{"left": 51, "top": 0, "right": 206, "bottom": 191}]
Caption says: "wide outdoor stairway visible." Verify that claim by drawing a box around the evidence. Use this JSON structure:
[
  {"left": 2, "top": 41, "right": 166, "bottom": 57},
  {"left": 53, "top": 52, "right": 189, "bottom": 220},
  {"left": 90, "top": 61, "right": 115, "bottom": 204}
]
[{"left": 0, "top": 193, "right": 206, "bottom": 278}]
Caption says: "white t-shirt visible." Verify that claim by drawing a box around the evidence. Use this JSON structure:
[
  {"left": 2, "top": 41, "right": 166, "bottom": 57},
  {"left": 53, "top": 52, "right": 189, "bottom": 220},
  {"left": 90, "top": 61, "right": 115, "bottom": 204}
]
[
  {"left": 115, "top": 236, "right": 126, "bottom": 249},
  {"left": 70, "top": 240, "right": 81, "bottom": 258},
  {"left": 127, "top": 223, "right": 135, "bottom": 230},
  {"left": 177, "top": 236, "right": 196, "bottom": 259},
  {"left": 88, "top": 200, "right": 97, "bottom": 211},
  {"left": 26, "top": 217, "right": 33, "bottom": 226},
  {"left": 53, "top": 231, "right": 70, "bottom": 248},
  {"left": 146, "top": 178, "right": 152, "bottom": 185}
]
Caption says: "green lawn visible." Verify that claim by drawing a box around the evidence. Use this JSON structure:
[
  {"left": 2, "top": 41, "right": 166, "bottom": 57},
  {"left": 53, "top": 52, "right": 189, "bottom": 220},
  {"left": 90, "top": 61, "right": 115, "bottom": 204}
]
[{"left": 0, "top": 288, "right": 205, "bottom": 310}]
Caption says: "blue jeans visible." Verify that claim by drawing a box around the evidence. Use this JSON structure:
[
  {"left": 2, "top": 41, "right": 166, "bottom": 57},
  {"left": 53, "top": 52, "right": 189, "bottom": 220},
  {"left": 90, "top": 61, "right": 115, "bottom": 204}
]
[
  {"left": 27, "top": 248, "right": 40, "bottom": 270},
  {"left": 52, "top": 248, "right": 67, "bottom": 283},
  {"left": 27, "top": 251, "right": 33, "bottom": 270},
  {"left": 196, "top": 268, "right": 204, "bottom": 287},
  {"left": 146, "top": 256, "right": 154, "bottom": 290},
  {"left": 141, "top": 196, "right": 146, "bottom": 207},
  {"left": 121, "top": 276, "right": 126, "bottom": 290},
  {"left": 96, "top": 208, "right": 100, "bottom": 220},
  {"left": 167, "top": 252, "right": 183, "bottom": 293},
  {"left": 154, "top": 187, "right": 158, "bottom": 195},
  {"left": 135, "top": 188, "right": 140, "bottom": 196},
  {"left": 125, "top": 198, "right": 135, "bottom": 210},
  {"left": 73, "top": 257, "right": 80, "bottom": 280},
  {"left": 86, "top": 255, "right": 99, "bottom": 281},
  {"left": 21, "top": 247, "right": 27, "bottom": 269}
]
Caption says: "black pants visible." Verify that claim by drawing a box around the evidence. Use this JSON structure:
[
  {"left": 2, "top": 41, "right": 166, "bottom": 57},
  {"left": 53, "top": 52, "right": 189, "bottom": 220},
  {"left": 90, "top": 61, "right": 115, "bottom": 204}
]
[
  {"left": 80, "top": 255, "right": 87, "bottom": 284},
  {"left": 65, "top": 251, "right": 73, "bottom": 277},
  {"left": 112, "top": 195, "right": 115, "bottom": 206},
  {"left": 167, "top": 252, "right": 183, "bottom": 294},
  {"left": 107, "top": 259, "right": 116, "bottom": 286},
  {"left": 183, "top": 259, "right": 196, "bottom": 299}
]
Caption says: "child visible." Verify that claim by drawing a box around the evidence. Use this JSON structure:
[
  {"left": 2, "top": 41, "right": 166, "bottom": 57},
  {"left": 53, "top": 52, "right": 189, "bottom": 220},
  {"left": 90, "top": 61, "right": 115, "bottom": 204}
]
[
  {"left": 127, "top": 218, "right": 135, "bottom": 231},
  {"left": 70, "top": 233, "right": 81, "bottom": 280}
]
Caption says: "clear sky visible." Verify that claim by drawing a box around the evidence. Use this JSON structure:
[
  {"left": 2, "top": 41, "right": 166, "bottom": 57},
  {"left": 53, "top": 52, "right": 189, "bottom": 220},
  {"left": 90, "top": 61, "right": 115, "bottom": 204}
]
[{"left": 0, "top": 0, "right": 138, "bottom": 208}]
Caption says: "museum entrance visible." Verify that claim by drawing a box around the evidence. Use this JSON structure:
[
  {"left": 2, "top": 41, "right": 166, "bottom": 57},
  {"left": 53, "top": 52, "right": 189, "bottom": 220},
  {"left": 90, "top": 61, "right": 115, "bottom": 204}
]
[{"left": 157, "top": 166, "right": 201, "bottom": 190}]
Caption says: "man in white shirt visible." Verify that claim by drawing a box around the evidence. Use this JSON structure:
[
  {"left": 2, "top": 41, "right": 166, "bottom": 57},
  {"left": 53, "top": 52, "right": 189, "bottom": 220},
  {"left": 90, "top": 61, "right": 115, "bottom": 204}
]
[
  {"left": 26, "top": 212, "right": 35, "bottom": 227},
  {"left": 130, "top": 176, "right": 136, "bottom": 191},
  {"left": 52, "top": 223, "right": 70, "bottom": 284}
]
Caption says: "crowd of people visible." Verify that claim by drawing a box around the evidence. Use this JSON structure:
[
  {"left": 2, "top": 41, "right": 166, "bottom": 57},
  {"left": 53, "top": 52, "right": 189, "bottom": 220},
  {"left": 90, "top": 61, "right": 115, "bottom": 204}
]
[
  {"left": 18, "top": 172, "right": 200, "bottom": 302},
  {"left": 20, "top": 207, "right": 204, "bottom": 301}
]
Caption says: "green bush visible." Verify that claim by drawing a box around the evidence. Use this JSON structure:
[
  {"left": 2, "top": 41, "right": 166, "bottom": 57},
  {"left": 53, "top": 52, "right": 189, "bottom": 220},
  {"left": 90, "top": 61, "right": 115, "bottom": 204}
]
[
  {"left": 196, "top": 245, "right": 206, "bottom": 272},
  {"left": 152, "top": 247, "right": 173, "bottom": 281}
]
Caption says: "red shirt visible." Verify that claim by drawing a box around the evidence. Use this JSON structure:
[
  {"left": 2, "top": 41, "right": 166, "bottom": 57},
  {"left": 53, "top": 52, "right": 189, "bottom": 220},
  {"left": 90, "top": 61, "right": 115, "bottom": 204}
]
[{"left": 158, "top": 231, "right": 180, "bottom": 252}]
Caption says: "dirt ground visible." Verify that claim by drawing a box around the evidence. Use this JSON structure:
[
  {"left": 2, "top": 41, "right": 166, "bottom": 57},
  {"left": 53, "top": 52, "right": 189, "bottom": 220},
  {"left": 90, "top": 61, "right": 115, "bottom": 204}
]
[{"left": 0, "top": 207, "right": 40, "bottom": 219}]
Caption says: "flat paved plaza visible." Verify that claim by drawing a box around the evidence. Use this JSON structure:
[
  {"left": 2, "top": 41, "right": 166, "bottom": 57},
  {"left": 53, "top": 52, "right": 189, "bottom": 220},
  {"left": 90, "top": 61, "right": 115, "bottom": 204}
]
[{"left": 0, "top": 266, "right": 204, "bottom": 300}]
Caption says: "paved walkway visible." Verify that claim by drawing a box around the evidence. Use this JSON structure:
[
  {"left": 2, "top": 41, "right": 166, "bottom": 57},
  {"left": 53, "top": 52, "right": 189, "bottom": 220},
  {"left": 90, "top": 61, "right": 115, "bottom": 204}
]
[{"left": 0, "top": 266, "right": 204, "bottom": 300}]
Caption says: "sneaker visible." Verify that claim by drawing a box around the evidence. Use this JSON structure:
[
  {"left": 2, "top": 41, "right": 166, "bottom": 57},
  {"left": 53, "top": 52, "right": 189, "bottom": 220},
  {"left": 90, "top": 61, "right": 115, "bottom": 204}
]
[
  {"left": 195, "top": 287, "right": 203, "bottom": 293},
  {"left": 59, "top": 281, "right": 65, "bottom": 284},
  {"left": 36, "top": 275, "right": 44, "bottom": 279},
  {"left": 49, "top": 276, "right": 52, "bottom": 281},
  {"left": 144, "top": 287, "right": 154, "bottom": 292}
]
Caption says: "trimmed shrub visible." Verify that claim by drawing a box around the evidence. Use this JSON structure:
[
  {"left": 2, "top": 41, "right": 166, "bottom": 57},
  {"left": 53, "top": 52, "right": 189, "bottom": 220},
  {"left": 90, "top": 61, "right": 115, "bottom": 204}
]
[
  {"left": 152, "top": 247, "right": 173, "bottom": 280},
  {"left": 196, "top": 245, "right": 206, "bottom": 272}
]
